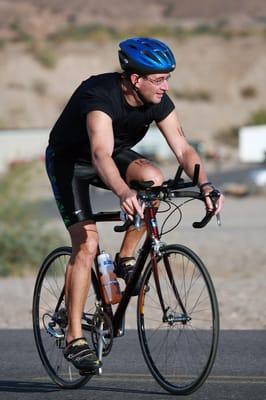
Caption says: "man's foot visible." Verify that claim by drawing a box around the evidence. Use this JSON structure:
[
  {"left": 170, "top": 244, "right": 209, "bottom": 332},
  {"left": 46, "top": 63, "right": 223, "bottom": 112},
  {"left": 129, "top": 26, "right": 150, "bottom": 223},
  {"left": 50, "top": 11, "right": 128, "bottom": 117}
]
[
  {"left": 63, "top": 337, "right": 101, "bottom": 372},
  {"left": 114, "top": 254, "right": 140, "bottom": 295}
]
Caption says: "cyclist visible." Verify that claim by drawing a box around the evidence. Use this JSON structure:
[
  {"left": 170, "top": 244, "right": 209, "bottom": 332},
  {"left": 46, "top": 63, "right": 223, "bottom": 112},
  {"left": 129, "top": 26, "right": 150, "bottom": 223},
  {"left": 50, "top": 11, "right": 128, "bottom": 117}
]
[{"left": 46, "top": 37, "right": 224, "bottom": 372}]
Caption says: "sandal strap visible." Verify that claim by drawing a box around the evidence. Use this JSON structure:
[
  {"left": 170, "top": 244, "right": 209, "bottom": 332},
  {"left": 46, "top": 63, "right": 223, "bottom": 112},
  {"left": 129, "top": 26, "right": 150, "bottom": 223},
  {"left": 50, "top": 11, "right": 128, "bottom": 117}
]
[
  {"left": 65, "top": 336, "right": 87, "bottom": 348},
  {"left": 119, "top": 257, "right": 136, "bottom": 268},
  {"left": 119, "top": 256, "right": 136, "bottom": 262}
]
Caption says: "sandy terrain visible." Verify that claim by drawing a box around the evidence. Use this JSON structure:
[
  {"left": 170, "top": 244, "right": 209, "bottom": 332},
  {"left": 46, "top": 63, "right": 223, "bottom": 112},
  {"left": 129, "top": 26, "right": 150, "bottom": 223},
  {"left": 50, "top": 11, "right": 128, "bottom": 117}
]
[{"left": 1, "top": 192, "right": 265, "bottom": 330}]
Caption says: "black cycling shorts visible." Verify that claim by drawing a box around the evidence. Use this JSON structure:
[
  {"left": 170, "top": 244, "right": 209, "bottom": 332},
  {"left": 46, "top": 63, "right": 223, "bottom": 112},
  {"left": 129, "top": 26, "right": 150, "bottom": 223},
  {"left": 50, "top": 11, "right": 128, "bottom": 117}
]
[{"left": 45, "top": 145, "right": 147, "bottom": 228}]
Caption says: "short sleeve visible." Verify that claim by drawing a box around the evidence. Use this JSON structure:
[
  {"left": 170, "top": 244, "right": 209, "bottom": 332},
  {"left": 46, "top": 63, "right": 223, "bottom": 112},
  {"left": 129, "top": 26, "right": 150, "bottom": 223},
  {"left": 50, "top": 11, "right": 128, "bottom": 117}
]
[{"left": 80, "top": 89, "right": 115, "bottom": 119}]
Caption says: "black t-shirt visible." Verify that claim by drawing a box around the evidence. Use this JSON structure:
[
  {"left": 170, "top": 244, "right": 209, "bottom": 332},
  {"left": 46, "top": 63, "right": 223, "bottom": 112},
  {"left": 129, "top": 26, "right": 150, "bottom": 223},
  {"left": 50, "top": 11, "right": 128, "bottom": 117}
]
[{"left": 49, "top": 72, "right": 175, "bottom": 160}]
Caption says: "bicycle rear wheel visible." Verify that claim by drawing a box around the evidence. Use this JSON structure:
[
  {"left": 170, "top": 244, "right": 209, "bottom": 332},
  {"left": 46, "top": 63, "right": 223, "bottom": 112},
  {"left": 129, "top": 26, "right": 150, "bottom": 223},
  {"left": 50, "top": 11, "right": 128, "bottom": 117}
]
[
  {"left": 137, "top": 244, "right": 219, "bottom": 395},
  {"left": 32, "top": 246, "right": 99, "bottom": 389}
]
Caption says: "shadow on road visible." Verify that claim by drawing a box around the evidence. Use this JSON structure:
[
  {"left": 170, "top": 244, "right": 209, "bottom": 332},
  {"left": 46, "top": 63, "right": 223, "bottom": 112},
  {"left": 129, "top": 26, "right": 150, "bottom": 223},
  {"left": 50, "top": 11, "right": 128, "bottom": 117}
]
[
  {"left": 0, "top": 379, "right": 170, "bottom": 397},
  {"left": 0, "top": 380, "right": 58, "bottom": 393},
  {"left": 84, "top": 384, "right": 169, "bottom": 396}
]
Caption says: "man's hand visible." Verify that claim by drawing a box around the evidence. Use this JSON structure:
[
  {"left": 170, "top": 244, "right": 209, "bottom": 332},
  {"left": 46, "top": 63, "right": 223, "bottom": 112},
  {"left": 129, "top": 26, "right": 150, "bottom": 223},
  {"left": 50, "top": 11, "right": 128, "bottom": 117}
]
[
  {"left": 200, "top": 184, "right": 225, "bottom": 215},
  {"left": 119, "top": 188, "right": 144, "bottom": 220}
]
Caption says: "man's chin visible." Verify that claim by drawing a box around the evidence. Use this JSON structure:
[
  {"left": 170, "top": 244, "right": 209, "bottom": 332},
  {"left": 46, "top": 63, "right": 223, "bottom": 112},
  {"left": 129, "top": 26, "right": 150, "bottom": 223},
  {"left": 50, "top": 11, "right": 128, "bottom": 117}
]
[
  {"left": 153, "top": 97, "right": 163, "bottom": 104},
  {"left": 137, "top": 92, "right": 163, "bottom": 105}
]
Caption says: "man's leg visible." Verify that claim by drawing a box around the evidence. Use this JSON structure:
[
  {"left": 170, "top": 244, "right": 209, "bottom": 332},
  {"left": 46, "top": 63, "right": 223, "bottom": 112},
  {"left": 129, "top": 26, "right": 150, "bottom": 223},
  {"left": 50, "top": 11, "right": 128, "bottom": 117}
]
[
  {"left": 119, "top": 158, "right": 164, "bottom": 257},
  {"left": 63, "top": 220, "right": 102, "bottom": 371},
  {"left": 65, "top": 220, "right": 99, "bottom": 344}
]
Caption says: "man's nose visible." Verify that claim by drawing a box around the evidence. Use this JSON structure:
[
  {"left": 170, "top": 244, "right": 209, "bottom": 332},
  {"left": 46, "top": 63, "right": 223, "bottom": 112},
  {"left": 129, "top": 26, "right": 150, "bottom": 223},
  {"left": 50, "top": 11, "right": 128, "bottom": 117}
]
[{"left": 161, "top": 79, "right": 169, "bottom": 90}]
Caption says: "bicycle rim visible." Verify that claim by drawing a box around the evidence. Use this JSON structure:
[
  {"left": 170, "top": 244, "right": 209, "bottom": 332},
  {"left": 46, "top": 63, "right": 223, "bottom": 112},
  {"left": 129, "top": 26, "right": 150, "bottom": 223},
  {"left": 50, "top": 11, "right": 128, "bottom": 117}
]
[
  {"left": 137, "top": 244, "right": 219, "bottom": 395},
  {"left": 32, "top": 247, "right": 98, "bottom": 389}
]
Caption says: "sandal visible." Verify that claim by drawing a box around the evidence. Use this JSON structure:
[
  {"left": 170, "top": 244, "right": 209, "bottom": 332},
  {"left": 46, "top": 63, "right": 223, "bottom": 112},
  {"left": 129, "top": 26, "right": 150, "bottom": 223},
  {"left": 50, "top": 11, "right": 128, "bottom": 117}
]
[{"left": 63, "top": 337, "right": 101, "bottom": 372}]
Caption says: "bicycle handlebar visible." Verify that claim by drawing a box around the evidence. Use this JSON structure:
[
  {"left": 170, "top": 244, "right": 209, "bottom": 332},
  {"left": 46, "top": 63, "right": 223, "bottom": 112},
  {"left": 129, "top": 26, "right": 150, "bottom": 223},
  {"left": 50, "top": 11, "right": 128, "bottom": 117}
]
[
  {"left": 114, "top": 214, "right": 141, "bottom": 233},
  {"left": 114, "top": 164, "right": 221, "bottom": 232},
  {"left": 170, "top": 188, "right": 221, "bottom": 229}
]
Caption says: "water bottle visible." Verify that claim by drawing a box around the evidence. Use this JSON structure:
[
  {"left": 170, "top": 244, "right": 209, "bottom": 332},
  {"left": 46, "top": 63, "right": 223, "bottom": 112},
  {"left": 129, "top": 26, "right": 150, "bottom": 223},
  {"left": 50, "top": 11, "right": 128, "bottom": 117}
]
[{"left": 97, "top": 251, "right": 122, "bottom": 305}]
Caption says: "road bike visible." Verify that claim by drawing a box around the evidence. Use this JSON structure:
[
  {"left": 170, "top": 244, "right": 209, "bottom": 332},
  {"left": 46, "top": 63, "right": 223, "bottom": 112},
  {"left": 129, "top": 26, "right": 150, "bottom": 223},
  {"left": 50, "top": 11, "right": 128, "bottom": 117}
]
[{"left": 32, "top": 164, "right": 220, "bottom": 395}]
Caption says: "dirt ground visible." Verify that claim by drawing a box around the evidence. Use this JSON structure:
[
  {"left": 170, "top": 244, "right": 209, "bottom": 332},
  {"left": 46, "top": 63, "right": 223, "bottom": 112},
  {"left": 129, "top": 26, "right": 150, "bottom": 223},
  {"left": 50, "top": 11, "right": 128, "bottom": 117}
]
[{"left": 1, "top": 190, "right": 265, "bottom": 330}]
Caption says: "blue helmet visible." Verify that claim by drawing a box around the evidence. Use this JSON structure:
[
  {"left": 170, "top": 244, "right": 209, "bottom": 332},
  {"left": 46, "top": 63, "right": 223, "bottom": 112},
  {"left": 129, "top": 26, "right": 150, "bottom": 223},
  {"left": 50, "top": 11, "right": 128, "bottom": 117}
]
[{"left": 119, "top": 37, "right": 176, "bottom": 75}]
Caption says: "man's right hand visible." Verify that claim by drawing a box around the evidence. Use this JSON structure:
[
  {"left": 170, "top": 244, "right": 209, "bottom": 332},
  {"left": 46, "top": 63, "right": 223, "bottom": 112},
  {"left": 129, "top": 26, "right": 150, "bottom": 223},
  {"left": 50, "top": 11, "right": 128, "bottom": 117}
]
[{"left": 119, "top": 188, "right": 144, "bottom": 220}]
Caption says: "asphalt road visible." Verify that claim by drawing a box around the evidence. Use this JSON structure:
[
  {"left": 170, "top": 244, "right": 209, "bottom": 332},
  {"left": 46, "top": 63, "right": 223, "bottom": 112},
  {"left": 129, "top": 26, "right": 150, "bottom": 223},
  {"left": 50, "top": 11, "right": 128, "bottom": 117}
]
[{"left": 0, "top": 330, "right": 265, "bottom": 400}]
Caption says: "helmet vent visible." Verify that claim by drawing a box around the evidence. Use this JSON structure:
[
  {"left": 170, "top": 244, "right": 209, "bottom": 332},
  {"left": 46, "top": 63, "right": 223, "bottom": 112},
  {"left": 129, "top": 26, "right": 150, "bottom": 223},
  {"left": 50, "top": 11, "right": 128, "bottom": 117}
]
[
  {"left": 143, "top": 50, "right": 158, "bottom": 62},
  {"left": 156, "top": 50, "right": 168, "bottom": 62},
  {"left": 129, "top": 44, "right": 138, "bottom": 50}
]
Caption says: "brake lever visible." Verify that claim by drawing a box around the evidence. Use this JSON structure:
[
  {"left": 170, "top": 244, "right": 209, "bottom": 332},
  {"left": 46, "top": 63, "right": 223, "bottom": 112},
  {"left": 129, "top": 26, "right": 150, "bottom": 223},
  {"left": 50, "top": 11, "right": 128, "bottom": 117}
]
[
  {"left": 134, "top": 214, "right": 142, "bottom": 230},
  {"left": 210, "top": 189, "right": 222, "bottom": 227},
  {"left": 114, "top": 212, "right": 142, "bottom": 232},
  {"left": 216, "top": 212, "right": 222, "bottom": 227}
]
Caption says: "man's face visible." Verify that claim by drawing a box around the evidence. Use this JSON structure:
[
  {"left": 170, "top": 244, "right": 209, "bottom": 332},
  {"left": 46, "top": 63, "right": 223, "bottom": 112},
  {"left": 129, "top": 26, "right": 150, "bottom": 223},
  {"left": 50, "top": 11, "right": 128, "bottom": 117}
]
[{"left": 133, "top": 73, "right": 171, "bottom": 104}]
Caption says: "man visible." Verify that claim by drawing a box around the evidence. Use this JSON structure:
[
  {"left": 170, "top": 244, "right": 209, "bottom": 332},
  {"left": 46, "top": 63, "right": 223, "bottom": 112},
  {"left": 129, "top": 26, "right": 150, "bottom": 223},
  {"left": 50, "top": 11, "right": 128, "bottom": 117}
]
[{"left": 46, "top": 37, "right": 224, "bottom": 372}]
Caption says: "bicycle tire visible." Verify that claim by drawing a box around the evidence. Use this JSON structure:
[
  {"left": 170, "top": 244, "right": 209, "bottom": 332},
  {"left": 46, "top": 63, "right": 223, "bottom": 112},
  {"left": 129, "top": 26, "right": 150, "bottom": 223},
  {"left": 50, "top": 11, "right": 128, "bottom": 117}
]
[
  {"left": 32, "top": 246, "right": 99, "bottom": 389},
  {"left": 137, "top": 244, "right": 219, "bottom": 395}
]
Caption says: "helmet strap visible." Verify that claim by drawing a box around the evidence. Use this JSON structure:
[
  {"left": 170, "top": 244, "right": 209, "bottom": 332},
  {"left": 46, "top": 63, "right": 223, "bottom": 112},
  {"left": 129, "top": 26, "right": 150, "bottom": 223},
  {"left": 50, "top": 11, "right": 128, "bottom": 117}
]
[
  {"left": 121, "top": 73, "right": 148, "bottom": 106},
  {"left": 131, "top": 74, "right": 150, "bottom": 105},
  {"left": 132, "top": 83, "right": 148, "bottom": 105}
]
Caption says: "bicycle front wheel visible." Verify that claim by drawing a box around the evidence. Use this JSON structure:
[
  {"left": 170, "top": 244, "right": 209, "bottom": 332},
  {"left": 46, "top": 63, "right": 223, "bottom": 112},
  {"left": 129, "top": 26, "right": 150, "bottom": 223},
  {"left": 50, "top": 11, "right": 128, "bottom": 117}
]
[
  {"left": 32, "top": 246, "right": 99, "bottom": 389},
  {"left": 137, "top": 244, "right": 219, "bottom": 395}
]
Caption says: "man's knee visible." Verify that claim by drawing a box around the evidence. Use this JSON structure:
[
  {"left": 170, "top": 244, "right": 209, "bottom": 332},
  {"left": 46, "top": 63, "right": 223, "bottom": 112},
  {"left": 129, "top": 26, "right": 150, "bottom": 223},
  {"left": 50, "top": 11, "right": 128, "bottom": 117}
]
[
  {"left": 69, "top": 221, "right": 99, "bottom": 262},
  {"left": 79, "top": 236, "right": 99, "bottom": 257},
  {"left": 126, "top": 159, "right": 164, "bottom": 186}
]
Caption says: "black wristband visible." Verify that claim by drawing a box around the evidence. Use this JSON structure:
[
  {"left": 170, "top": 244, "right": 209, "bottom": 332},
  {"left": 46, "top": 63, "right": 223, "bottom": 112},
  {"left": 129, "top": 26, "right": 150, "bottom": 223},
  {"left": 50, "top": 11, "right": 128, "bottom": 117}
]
[{"left": 199, "top": 182, "right": 214, "bottom": 192}]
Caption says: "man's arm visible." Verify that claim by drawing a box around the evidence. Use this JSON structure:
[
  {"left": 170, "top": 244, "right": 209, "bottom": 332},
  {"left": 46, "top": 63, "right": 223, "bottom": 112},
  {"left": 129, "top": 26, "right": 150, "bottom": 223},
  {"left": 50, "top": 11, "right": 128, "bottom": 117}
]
[
  {"left": 87, "top": 111, "right": 143, "bottom": 218},
  {"left": 157, "top": 110, "right": 224, "bottom": 213}
]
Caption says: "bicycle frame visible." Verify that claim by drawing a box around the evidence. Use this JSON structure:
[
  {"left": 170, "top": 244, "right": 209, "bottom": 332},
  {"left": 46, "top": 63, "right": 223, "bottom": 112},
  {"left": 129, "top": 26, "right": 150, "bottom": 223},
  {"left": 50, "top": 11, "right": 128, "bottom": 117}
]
[{"left": 92, "top": 195, "right": 190, "bottom": 337}]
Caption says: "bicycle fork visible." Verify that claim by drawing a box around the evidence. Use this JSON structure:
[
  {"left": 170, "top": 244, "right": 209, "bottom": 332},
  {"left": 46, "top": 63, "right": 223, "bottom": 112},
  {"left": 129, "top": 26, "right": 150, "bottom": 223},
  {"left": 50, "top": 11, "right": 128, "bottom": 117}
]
[
  {"left": 147, "top": 204, "right": 191, "bottom": 326},
  {"left": 152, "top": 252, "right": 191, "bottom": 325}
]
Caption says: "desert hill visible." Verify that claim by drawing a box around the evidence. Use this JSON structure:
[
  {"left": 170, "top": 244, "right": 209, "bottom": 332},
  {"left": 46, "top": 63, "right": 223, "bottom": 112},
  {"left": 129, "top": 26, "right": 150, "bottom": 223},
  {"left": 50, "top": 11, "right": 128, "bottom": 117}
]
[{"left": 0, "top": 0, "right": 266, "bottom": 154}]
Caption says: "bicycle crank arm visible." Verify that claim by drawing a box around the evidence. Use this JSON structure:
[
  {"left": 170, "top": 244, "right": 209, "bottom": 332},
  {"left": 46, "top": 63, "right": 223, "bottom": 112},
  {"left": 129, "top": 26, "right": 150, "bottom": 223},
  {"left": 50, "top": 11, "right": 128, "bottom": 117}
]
[
  {"left": 96, "top": 320, "right": 104, "bottom": 375},
  {"left": 47, "top": 322, "right": 64, "bottom": 339}
]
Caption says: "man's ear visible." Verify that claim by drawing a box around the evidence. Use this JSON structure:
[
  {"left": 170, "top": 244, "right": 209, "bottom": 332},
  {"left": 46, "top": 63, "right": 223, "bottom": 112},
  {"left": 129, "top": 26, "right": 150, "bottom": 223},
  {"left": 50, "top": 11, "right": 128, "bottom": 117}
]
[{"left": 130, "top": 74, "right": 140, "bottom": 86}]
